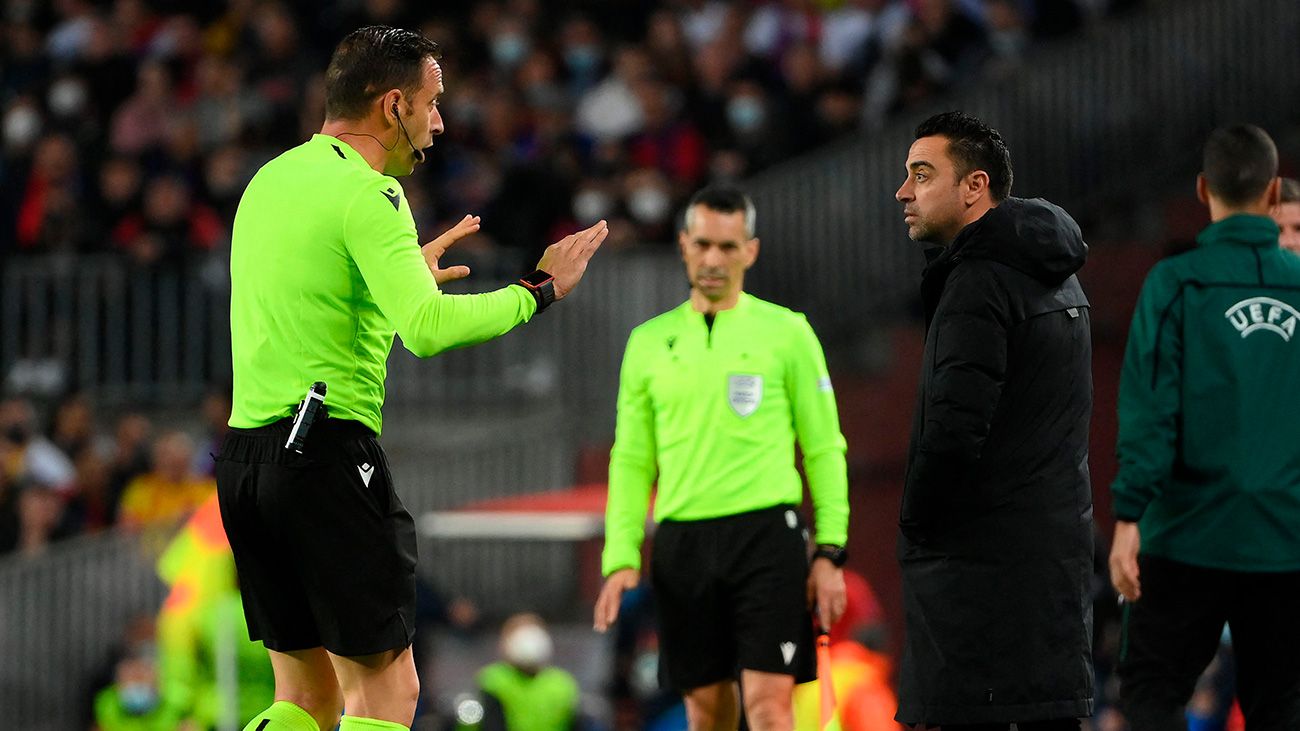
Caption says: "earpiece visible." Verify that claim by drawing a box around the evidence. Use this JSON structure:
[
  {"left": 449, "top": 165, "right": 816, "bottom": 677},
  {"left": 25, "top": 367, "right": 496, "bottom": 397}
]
[{"left": 391, "top": 99, "right": 424, "bottom": 164}]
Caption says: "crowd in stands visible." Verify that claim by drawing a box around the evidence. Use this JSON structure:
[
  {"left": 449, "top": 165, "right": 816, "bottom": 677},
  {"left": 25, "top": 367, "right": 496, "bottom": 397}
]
[
  {"left": 0, "top": 388, "right": 229, "bottom": 557},
  {"left": 3, "top": 0, "right": 1140, "bottom": 275}
]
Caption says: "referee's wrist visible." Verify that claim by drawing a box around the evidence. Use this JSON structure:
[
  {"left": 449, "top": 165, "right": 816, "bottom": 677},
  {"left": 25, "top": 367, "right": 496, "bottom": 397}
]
[
  {"left": 514, "top": 270, "right": 556, "bottom": 314},
  {"left": 813, "top": 543, "right": 848, "bottom": 568}
]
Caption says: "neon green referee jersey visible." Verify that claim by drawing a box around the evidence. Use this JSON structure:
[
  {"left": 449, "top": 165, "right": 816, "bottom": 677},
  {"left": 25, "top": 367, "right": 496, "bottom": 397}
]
[
  {"left": 602, "top": 292, "right": 849, "bottom": 575},
  {"left": 228, "top": 134, "right": 536, "bottom": 435}
]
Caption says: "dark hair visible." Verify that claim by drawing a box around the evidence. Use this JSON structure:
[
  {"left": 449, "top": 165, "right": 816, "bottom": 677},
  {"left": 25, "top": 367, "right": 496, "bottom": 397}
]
[
  {"left": 1279, "top": 177, "right": 1300, "bottom": 204},
  {"left": 683, "top": 186, "right": 757, "bottom": 237},
  {"left": 324, "top": 26, "right": 441, "bottom": 121},
  {"left": 914, "top": 111, "right": 1013, "bottom": 202},
  {"left": 1202, "top": 124, "right": 1278, "bottom": 206}
]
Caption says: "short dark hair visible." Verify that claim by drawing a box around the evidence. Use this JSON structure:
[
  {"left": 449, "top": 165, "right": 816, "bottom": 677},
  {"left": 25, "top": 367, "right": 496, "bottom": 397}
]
[
  {"left": 683, "top": 186, "right": 757, "bottom": 237},
  {"left": 914, "top": 111, "right": 1014, "bottom": 202},
  {"left": 324, "top": 26, "right": 441, "bottom": 121},
  {"left": 1279, "top": 177, "right": 1300, "bottom": 204},
  {"left": 1202, "top": 124, "right": 1278, "bottom": 206}
]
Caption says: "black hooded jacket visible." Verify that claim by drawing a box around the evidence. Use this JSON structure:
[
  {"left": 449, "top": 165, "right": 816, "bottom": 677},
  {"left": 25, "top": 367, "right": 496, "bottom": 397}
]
[{"left": 896, "top": 197, "right": 1095, "bottom": 725}]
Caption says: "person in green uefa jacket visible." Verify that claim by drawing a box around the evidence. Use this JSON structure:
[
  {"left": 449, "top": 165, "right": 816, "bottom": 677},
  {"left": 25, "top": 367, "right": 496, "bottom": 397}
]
[{"left": 1109, "top": 124, "right": 1300, "bottom": 730}]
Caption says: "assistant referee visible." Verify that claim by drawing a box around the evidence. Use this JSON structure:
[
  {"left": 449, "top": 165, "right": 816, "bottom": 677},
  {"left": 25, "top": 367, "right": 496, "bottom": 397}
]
[
  {"left": 593, "top": 187, "right": 850, "bottom": 731},
  {"left": 217, "top": 27, "right": 606, "bottom": 731}
]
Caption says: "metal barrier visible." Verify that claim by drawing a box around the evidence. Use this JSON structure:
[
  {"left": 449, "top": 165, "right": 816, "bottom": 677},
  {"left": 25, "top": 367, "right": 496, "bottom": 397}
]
[
  {"left": 384, "top": 249, "right": 687, "bottom": 442},
  {"left": 0, "top": 255, "right": 231, "bottom": 402},
  {"left": 0, "top": 530, "right": 168, "bottom": 731},
  {"left": 382, "top": 407, "right": 576, "bottom": 514},
  {"left": 1, "top": 250, "right": 684, "bottom": 441},
  {"left": 743, "top": 0, "right": 1300, "bottom": 339}
]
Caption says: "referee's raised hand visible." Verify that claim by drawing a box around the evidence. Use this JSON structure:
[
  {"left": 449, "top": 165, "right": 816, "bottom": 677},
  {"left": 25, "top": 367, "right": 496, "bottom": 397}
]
[
  {"left": 537, "top": 220, "right": 609, "bottom": 300},
  {"left": 421, "top": 214, "right": 479, "bottom": 284}
]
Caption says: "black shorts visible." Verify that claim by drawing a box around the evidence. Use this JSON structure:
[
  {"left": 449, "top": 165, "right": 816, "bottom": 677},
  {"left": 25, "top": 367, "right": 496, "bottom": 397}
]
[
  {"left": 651, "top": 504, "right": 816, "bottom": 691},
  {"left": 216, "top": 418, "right": 417, "bottom": 657}
]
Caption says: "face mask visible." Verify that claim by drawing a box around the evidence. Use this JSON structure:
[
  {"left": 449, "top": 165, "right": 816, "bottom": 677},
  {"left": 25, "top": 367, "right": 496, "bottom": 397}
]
[
  {"left": 3, "top": 105, "right": 41, "bottom": 150},
  {"left": 491, "top": 34, "right": 529, "bottom": 68},
  {"left": 503, "top": 624, "right": 553, "bottom": 668},
  {"left": 727, "top": 97, "right": 766, "bottom": 135},
  {"left": 119, "top": 683, "right": 159, "bottom": 715},
  {"left": 628, "top": 186, "right": 671, "bottom": 225},
  {"left": 48, "top": 78, "right": 88, "bottom": 118},
  {"left": 573, "top": 189, "right": 613, "bottom": 225},
  {"left": 564, "top": 45, "right": 601, "bottom": 76}
]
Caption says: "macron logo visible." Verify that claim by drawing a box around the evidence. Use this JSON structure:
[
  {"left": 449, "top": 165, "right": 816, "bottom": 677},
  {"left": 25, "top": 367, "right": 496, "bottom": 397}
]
[
  {"left": 358, "top": 462, "right": 375, "bottom": 487},
  {"left": 1225, "top": 297, "right": 1300, "bottom": 342},
  {"left": 780, "top": 642, "right": 796, "bottom": 666}
]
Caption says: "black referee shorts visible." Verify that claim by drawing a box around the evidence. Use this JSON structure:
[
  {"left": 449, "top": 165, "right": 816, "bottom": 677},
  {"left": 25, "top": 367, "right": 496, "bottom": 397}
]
[
  {"left": 651, "top": 504, "right": 816, "bottom": 691},
  {"left": 215, "top": 418, "right": 417, "bottom": 657}
]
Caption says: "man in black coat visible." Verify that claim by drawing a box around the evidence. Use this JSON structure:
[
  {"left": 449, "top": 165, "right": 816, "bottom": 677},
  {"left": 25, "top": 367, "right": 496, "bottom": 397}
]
[{"left": 892, "top": 111, "right": 1094, "bottom": 730}]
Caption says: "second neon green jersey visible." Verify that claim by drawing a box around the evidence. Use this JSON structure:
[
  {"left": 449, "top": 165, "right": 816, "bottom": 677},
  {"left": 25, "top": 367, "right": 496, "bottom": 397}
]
[
  {"left": 602, "top": 292, "right": 849, "bottom": 575},
  {"left": 229, "top": 134, "right": 536, "bottom": 435}
]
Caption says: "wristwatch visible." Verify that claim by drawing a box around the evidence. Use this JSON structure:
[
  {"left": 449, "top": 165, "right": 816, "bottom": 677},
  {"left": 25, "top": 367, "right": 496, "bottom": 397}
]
[
  {"left": 516, "top": 269, "right": 556, "bottom": 313},
  {"left": 813, "top": 544, "right": 848, "bottom": 567}
]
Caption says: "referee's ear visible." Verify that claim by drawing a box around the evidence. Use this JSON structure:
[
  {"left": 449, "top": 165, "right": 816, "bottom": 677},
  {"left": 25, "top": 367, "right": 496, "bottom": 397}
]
[
  {"left": 381, "top": 90, "right": 403, "bottom": 124},
  {"left": 744, "top": 237, "right": 760, "bottom": 269}
]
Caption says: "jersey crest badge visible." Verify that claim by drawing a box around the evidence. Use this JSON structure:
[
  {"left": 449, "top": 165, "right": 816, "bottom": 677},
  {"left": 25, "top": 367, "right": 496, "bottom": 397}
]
[
  {"left": 727, "top": 373, "right": 763, "bottom": 418},
  {"left": 1225, "top": 297, "right": 1299, "bottom": 342}
]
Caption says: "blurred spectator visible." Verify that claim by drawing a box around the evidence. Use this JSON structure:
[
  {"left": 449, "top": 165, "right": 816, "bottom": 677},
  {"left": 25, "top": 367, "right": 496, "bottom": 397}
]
[
  {"left": 0, "top": 396, "right": 76, "bottom": 490},
  {"left": 576, "top": 45, "right": 652, "bottom": 142},
  {"left": 460, "top": 613, "right": 580, "bottom": 731},
  {"left": 15, "top": 133, "right": 85, "bottom": 253},
  {"left": 111, "top": 174, "right": 224, "bottom": 266},
  {"left": 49, "top": 392, "right": 97, "bottom": 457},
  {"left": 4, "top": 0, "right": 1124, "bottom": 270},
  {"left": 93, "top": 646, "right": 184, "bottom": 730},
  {"left": 628, "top": 79, "right": 707, "bottom": 187},
  {"left": 86, "top": 155, "right": 144, "bottom": 251},
  {"left": 107, "top": 412, "right": 153, "bottom": 522},
  {"left": 1274, "top": 177, "right": 1300, "bottom": 254},
  {"left": 110, "top": 60, "right": 173, "bottom": 155},
  {"left": 558, "top": 15, "right": 608, "bottom": 95},
  {"left": 983, "top": 0, "right": 1031, "bottom": 79},
  {"left": 63, "top": 445, "right": 116, "bottom": 534},
  {"left": 621, "top": 166, "right": 676, "bottom": 242},
  {"left": 202, "top": 144, "right": 252, "bottom": 223},
  {"left": 0, "top": 478, "right": 74, "bottom": 557},
  {"left": 744, "top": 0, "right": 822, "bottom": 61},
  {"left": 192, "top": 386, "right": 231, "bottom": 478},
  {"left": 117, "top": 431, "right": 214, "bottom": 529}
]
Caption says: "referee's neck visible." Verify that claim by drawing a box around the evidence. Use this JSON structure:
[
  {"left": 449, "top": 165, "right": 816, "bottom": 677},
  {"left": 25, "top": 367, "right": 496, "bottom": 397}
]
[
  {"left": 690, "top": 289, "right": 743, "bottom": 316},
  {"left": 320, "top": 121, "right": 390, "bottom": 174}
]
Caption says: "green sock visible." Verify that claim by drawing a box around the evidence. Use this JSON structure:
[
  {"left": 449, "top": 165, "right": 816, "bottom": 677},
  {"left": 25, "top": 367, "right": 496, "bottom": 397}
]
[
  {"left": 242, "top": 700, "right": 321, "bottom": 731},
  {"left": 338, "top": 716, "right": 409, "bottom": 731}
]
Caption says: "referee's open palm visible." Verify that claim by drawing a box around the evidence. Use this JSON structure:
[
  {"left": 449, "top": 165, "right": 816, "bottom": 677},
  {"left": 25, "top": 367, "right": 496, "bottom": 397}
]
[{"left": 537, "top": 220, "right": 609, "bottom": 300}]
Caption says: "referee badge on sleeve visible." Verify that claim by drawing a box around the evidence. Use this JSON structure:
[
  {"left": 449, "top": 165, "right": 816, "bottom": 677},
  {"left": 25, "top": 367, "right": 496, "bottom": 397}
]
[{"left": 727, "top": 373, "right": 763, "bottom": 418}]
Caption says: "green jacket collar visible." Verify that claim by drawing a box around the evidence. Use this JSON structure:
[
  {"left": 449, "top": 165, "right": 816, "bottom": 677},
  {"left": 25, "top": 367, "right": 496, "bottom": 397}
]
[{"left": 1197, "top": 214, "right": 1280, "bottom": 249}]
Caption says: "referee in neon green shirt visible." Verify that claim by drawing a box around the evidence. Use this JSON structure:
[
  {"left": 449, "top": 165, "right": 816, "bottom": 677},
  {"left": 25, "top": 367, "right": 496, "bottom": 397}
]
[
  {"left": 216, "top": 27, "right": 606, "bottom": 731},
  {"left": 593, "top": 187, "right": 849, "bottom": 730}
]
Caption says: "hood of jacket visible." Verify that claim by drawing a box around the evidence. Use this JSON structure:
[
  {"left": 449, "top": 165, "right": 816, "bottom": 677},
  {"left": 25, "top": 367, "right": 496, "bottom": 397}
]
[{"left": 940, "top": 197, "right": 1088, "bottom": 286}]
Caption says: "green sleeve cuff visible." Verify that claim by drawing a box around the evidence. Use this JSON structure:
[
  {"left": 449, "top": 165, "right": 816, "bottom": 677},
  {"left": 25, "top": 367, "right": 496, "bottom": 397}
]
[{"left": 1111, "top": 490, "right": 1149, "bottom": 522}]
